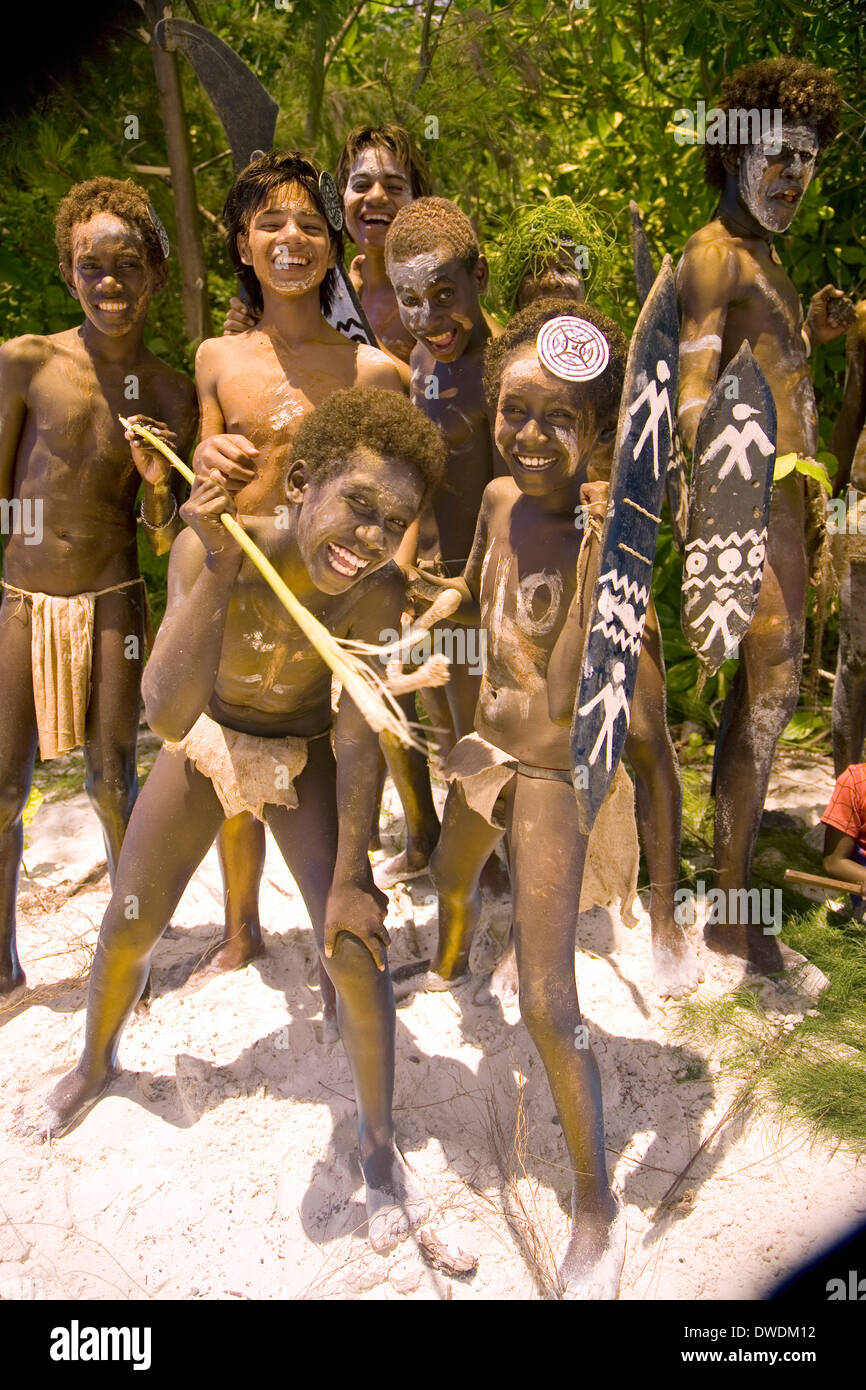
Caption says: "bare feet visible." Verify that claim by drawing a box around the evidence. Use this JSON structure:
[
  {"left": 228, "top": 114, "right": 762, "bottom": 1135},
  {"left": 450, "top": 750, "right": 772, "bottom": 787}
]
[
  {"left": 704, "top": 919, "right": 785, "bottom": 976},
  {"left": 0, "top": 963, "right": 27, "bottom": 1007},
  {"left": 320, "top": 1009, "right": 340, "bottom": 1044},
  {"left": 200, "top": 926, "right": 265, "bottom": 974},
  {"left": 558, "top": 1199, "right": 627, "bottom": 1300},
  {"left": 475, "top": 939, "right": 519, "bottom": 1007},
  {"left": 362, "top": 1143, "right": 430, "bottom": 1253},
  {"left": 652, "top": 926, "right": 704, "bottom": 1000},
  {"left": 15, "top": 1063, "right": 119, "bottom": 1142},
  {"left": 373, "top": 848, "right": 431, "bottom": 890},
  {"left": 424, "top": 967, "right": 470, "bottom": 993}
]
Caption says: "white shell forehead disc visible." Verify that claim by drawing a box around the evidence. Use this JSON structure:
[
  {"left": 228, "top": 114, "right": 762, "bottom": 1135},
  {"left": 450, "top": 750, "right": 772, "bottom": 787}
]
[{"left": 536, "top": 315, "right": 609, "bottom": 381}]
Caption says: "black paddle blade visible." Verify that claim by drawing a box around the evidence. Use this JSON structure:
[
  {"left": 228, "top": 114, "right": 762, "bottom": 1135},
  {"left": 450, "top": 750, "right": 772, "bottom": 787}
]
[
  {"left": 155, "top": 18, "right": 278, "bottom": 170},
  {"left": 630, "top": 201, "right": 656, "bottom": 308},
  {"left": 571, "top": 256, "right": 679, "bottom": 832},
  {"left": 681, "top": 341, "right": 777, "bottom": 675},
  {"left": 156, "top": 17, "right": 377, "bottom": 346}
]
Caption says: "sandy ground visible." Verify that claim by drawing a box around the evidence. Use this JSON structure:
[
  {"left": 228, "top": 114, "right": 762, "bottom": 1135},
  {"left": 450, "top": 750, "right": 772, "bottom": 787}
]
[{"left": 1, "top": 745, "right": 864, "bottom": 1302}]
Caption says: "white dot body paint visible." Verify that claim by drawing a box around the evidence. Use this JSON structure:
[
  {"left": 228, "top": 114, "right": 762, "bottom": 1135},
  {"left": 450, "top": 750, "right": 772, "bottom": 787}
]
[{"left": 536, "top": 316, "right": 610, "bottom": 381}]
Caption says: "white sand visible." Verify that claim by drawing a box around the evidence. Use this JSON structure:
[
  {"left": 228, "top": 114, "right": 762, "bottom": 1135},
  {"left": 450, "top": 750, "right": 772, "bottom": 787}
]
[{"left": 1, "top": 750, "right": 863, "bottom": 1301}]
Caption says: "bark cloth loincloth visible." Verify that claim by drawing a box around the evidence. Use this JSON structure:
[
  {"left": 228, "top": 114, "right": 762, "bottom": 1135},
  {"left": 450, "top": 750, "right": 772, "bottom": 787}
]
[
  {"left": 0, "top": 577, "right": 145, "bottom": 761},
  {"left": 442, "top": 730, "right": 640, "bottom": 916},
  {"left": 164, "top": 710, "right": 330, "bottom": 822}
]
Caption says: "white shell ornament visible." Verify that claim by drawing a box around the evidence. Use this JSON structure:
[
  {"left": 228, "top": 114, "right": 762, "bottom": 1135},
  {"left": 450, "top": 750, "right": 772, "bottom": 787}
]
[
  {"left": 537, "top": 315, "right": 609, "bottom": 382},
  {"left": 318, "top": 171, "right": 344, "bottom": 231},
  {"left": 147, "top": 203, "right": 171, "bottom": 260}
]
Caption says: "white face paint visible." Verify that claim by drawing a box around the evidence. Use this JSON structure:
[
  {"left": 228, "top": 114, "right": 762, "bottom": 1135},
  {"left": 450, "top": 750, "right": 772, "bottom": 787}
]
[{"left": 739, "top": 123, "right": 818, "bottom": 233}]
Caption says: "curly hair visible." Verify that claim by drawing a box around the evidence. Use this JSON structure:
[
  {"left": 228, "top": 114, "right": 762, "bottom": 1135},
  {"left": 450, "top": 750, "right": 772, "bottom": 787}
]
[
  {"left": 223, "top": 151, "right": 343, "bottom": 315},
  {"left": 704, "top": 56, "right": 842, "bottom": 190},
  {"left": 336, "top": 124, "right": 432, "bottom": 200},
  {"left": 483, "top": 298, "right": 627, "bottom": 424},
  {"left": 291, "top": 387, "right": 445, "bottom": 506},
  {"left": 55, "top": 176, "right": 166, "bottom": 269},
  {"left": 492, "top": 197, "right": 616, "bottom": 313},
  {"left": 385, "top": 197, "right": 480, "bottom": 273}
]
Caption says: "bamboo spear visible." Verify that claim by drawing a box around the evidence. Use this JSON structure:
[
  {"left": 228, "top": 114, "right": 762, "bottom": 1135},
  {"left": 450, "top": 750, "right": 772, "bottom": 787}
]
[{"left": 122, "top": 417, "right": 447, "bottom": 749}]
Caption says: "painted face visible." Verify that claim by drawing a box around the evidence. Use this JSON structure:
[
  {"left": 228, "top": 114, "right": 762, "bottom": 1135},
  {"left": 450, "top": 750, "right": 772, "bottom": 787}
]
[
  {"left": 294, "top": 446, "right": 425, "bottom": 595},
  {"left": 387, "top": 246, "right": 484, "bottom": 361},
  {"left": 64, "top": 213, "right": 160, "bottom": 336},
  {"left": 739, "top": 122, "right": 819, "bottom": 233},
  {"left": 343, "top": 147, "right": 414, "bottom": 250},
  {"left": 494, "top": 343, "right": 599, "bottom": 497},
  {"left": 239, "top": 183, "right": 335, "bottom": 299},
  {"left": 516, "top": 255, "right": 586, "bottom": 311}
]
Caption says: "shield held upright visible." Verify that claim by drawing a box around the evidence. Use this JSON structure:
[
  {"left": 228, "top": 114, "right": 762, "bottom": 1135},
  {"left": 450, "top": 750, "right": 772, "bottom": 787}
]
[
  {"left": 571, "top": 256, "right": 679, "bottom": 832},
  {"left": 681, "top": 342, "right": 777, "bottom": 676}
]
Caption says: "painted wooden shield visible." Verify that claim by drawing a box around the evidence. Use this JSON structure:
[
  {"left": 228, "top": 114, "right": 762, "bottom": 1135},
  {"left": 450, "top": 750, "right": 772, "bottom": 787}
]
[
  {"left": 571, "top": 256, "right": 679, "bottom": 832},
  {"left": 630, "top": 201, "right": 688, "bottom": 552},
  {"left": 681, "top": 342, "right": 777, "bottom": 675}
]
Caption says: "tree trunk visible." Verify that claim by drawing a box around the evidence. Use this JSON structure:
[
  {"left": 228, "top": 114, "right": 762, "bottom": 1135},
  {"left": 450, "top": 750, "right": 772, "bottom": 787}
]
[
  {"left": 142, "top": 0, "right": 211, "bottom": 343},
  {"left": 305, "top": 6, "right": 329, "bottom": 145}
]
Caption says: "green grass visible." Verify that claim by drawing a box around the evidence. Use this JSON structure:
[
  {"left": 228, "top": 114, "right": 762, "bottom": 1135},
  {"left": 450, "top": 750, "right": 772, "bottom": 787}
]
[{"left": 673, "top": 765, "right": 866, "bottom": 1154}]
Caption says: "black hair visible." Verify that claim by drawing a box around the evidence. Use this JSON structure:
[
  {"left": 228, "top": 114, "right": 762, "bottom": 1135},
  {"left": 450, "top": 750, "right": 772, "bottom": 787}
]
[
  {"left": 483, "top": 297, "right": 627, "bottom": 424},
  {"left": 291, "top": 386, "right": 446, "bottom": 508},
  {"left": 223, "top": 151, "right": 343, "bottom": 314}
]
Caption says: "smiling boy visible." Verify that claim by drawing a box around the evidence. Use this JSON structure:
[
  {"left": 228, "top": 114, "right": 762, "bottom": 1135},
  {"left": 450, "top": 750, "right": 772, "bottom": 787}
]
[
  {"left": 0, "top": 176, "right": 195, "bottom": 1000},
  {"left": 427, "top": 300, "right": 679, "bottom": 1295},
  {"left": 191, "top": 153, "right": 405, "bottom": 995},
  {"left": 337, "top": 124, "right": 432, "bottom": 364},
  {"left": 27, "top": 385, "right": 444, "bottom": 1254}
]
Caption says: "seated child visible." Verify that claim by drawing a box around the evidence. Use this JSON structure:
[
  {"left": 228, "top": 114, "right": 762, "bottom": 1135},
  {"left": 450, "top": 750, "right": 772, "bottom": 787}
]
[
  {"left": 428, "top": 299, "right": 700, "bottom": 1295},
  {"left": 821, "top": 762, "right": 866, "bottom": 921},
  {"left": 0, "top": 176, "right": 196, "bottom": 1000},
  {"left": 25, "top": 385, "right": 445, "bottom": 1253}
]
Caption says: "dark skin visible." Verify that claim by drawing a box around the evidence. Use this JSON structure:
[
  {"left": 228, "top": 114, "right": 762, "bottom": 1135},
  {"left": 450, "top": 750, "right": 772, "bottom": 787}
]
[
  {"left": 480, "top": 262, "right": 696, "bottom": 1002},
  {"left": 32, "top": 452, "right": 431, "bottom": 1252},
  {"left": 823, "top": 823, "right": 866, "bottom": 893},
  {"left": 223, "top": 146, "right": 414, "bottom": 383},
  {"left": 0, "top": 211, "right": 195, "bottom": 999},
  {"left": 426, "top": 350, "right": 655, "bottom": 1290},
  {"left": 830, "top": 303, "right": 866, "bottom": 774},
  {"left": 677, "top": 120, "right": 849, "bottom": 972},
  {"left": 374, "top": 242, "right": 501, "bottom": 884},
  {"left": 429, "top": 344, "right": 702, "bottom": 992},
  {"left": 192, "top": 182, "right": 404, "bottom": 1005}
]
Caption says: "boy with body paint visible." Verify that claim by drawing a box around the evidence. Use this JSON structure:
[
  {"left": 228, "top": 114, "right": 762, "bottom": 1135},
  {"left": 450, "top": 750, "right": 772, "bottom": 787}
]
[
  {"left": 190, "top": 153, "right": 404, "bottom": 1019},
  {"left": 423, "top": 299, "right": 672, "bottom": 1295},
  {"left": 24, "top": 385, "right": 444, "bottom": 1255},
  {"left": 481, "top": 198, "right": 700, "bottom": 1002},
  {"left": 372, "top": 198, "right": 502, "bottom": 890},
  {"left": 677, "top": 57, "right": 850, "bottom": 973},
  {"left": 224, "top": 125, "right": 431, "bottom": 368},
  {"left": 0, "top": 176, "right": 195, "bottom": 1001}
]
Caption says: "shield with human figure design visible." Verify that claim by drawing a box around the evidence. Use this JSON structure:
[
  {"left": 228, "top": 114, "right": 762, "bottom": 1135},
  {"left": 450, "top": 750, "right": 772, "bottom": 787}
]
[
  {"left": 571, "top": 256, "right": 679, "bottom": 832},
  {"left": 681, "top": 342, "right": 777, "bottom": 676}
]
